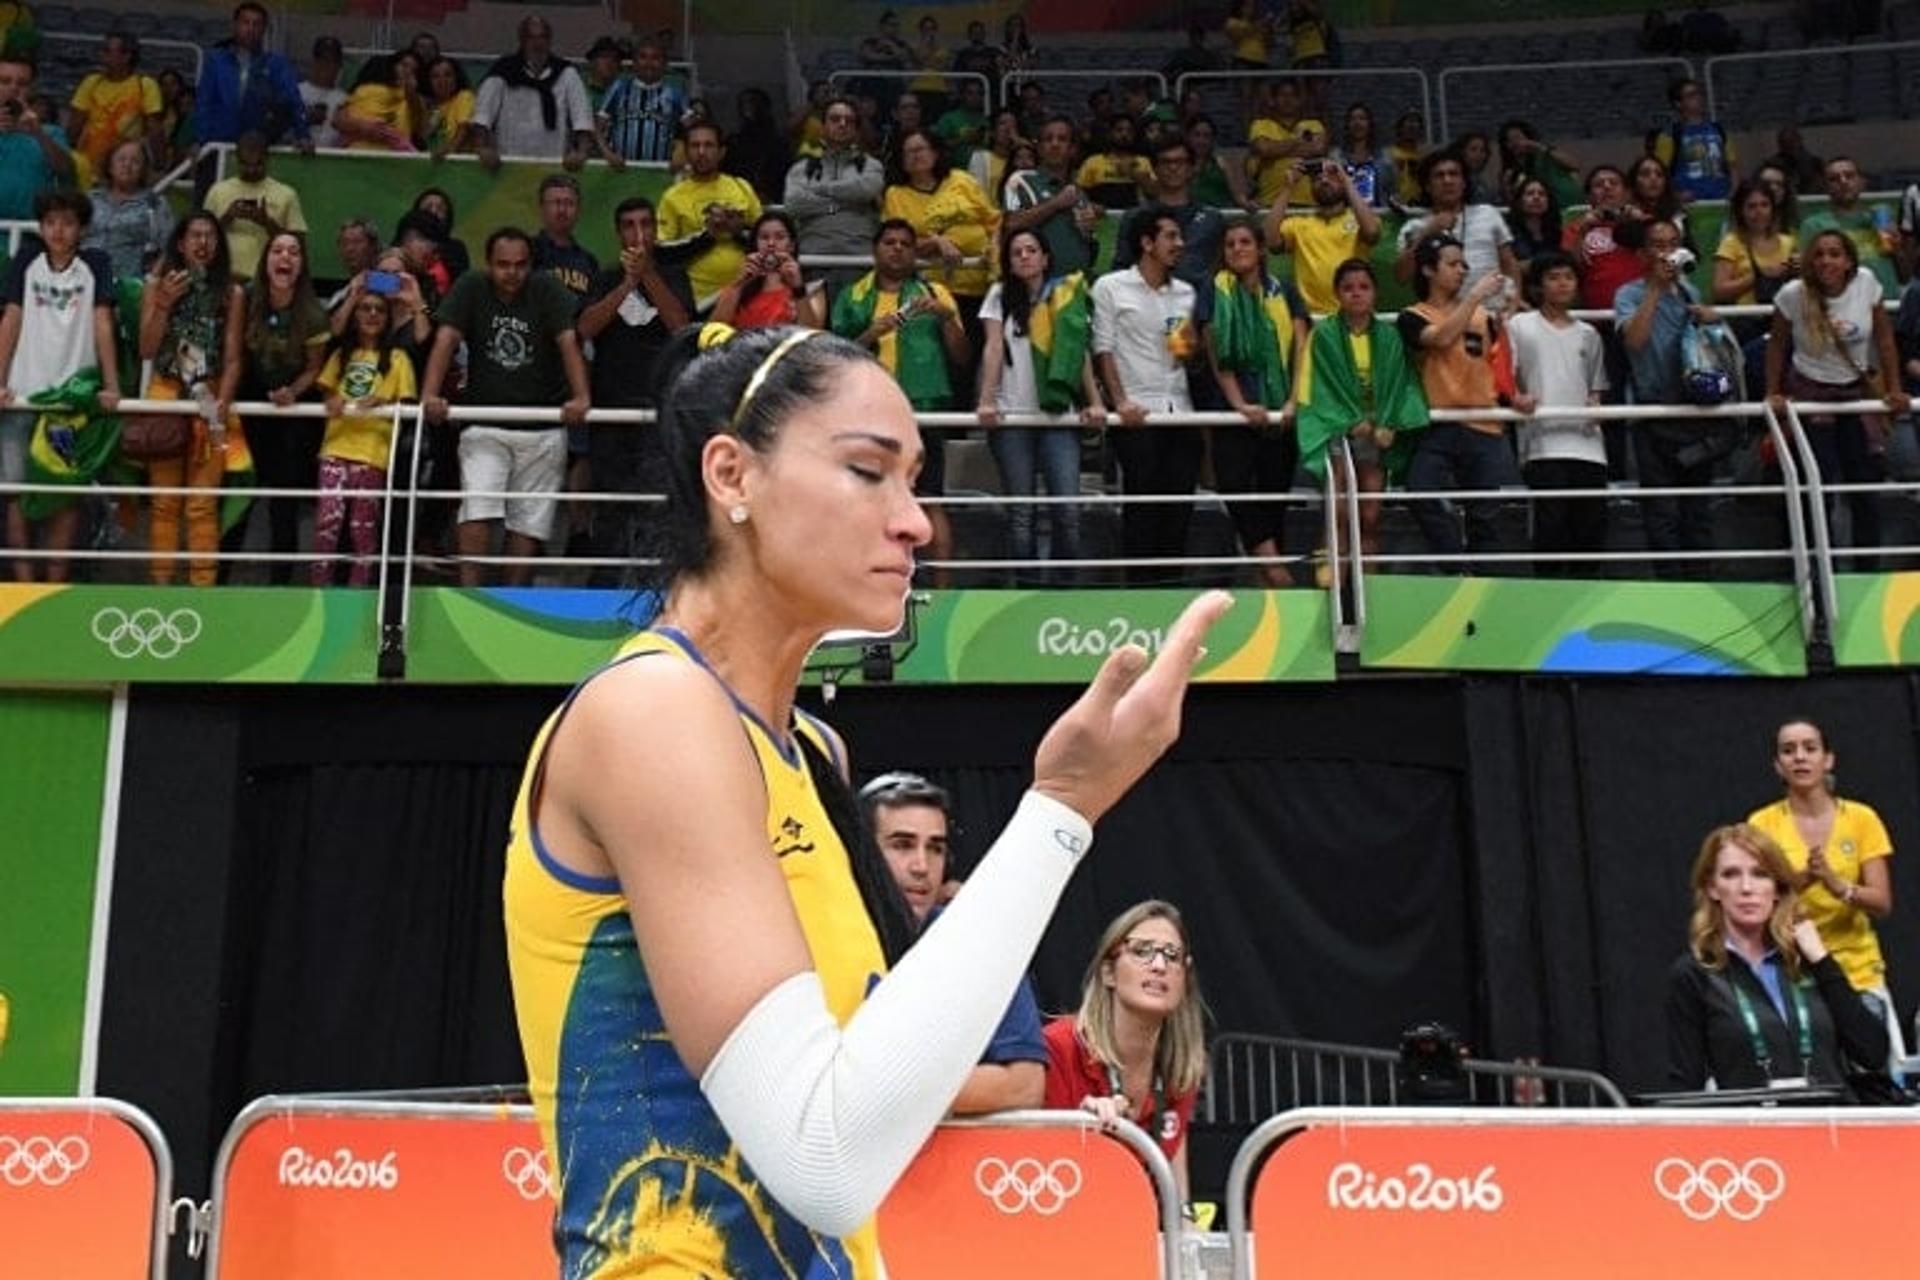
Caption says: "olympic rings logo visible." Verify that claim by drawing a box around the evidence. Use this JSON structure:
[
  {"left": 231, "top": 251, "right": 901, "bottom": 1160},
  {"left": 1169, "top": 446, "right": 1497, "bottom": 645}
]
[
  {"left": 90, "top": 607, "right": 203, "bottom": 660},
  {"left": 0, "top": 1136, "right": 90, "bottom": 1187},
  {"left": 973, "top": 1157, "right": 1082, "bottom": 1216},
  {"left": 502, "top": 1146, "right": 554, "bottom": 1201},
  {"left": 1653, "top": 1157, "right": 1785, "bottom": 1221}
]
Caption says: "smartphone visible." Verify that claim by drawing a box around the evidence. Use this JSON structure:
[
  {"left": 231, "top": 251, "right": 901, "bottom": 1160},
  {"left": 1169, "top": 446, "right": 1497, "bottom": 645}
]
[{"left": 365, "top": 270, "right": 402, "bottom": 296}]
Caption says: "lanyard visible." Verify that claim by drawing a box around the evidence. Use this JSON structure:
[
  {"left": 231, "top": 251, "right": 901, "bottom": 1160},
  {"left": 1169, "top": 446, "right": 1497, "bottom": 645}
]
[
  {"left": 1105, "top": 1062, "right": 1167, "bottom": 1134},
  {"left": 1730, "top": 972, "right": 1813, "bottom": 1077}
]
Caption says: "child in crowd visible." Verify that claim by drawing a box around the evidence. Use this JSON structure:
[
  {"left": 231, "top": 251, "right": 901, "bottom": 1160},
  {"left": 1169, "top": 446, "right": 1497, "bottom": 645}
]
[
  {"left": 313, "top": 292, "right": 415, "bottom": 585},
  {"left": 1507, "top": 250, "right": 1610, "bottom": 575}
]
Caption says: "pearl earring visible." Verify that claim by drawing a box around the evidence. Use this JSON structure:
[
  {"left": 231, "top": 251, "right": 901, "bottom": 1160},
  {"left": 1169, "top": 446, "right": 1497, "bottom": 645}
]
[{"left": 728, "top": 504, "right": 749, "bottom": 525}]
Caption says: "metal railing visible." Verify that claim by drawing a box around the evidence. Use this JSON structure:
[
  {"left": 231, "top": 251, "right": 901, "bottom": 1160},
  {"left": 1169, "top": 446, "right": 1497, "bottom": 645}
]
[
  {"left": 1436, "top": 55, "right": 1694, "bottom": 142},
  {"left": 4, "top": 393, "right": 1900, "bottom": 672},
  {"left": 828, "top": 67, "right": 993, "bottom": 105},
  {"left": 1201, "top": 1032, "right": 1629, "bottom": 1126},
  {"left": 1704, "top": 39, "right": 1920, "bottom": 128},
  {"left": 1001, "top": 68, "right": 1170, "bottom": 122},
  {"left": 39, "top": 32, "right": 204, "bottom": 91},
  {"left": 1175, "top": 68, "right": 1434, "bottom": 149}
]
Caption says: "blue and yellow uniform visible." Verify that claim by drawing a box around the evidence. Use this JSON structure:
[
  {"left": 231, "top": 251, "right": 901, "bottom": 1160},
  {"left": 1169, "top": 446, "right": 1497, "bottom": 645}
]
[{"left": 505, "top": 627, "right": 886, "bottom": 1278}]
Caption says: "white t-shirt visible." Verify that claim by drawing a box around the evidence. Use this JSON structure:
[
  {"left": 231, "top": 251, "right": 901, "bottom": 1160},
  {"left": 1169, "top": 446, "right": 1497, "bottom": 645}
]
[
  {"left": 1089, "top": 266, "right": 1195, "bottom": 413},
  {"left": 2, "top": 247, "right": 112, "bottom": 398},
  {"left": 1775, "top": 273, "right": 1884, "bottom": 387},
  {"left": 299, "top": 81, "right": 346, "bottom": 148},
  {"left": 1397, "top": 203, "right": 1513, "bottom": 291},
  {"left": 472, "top": 64, "right": 593, "bottom": 159},
  {"left": 1506, "top": 309, "right": 1609, "bottom": 466},
  {"left": 978, "top": 283, "right": 1039, "bottom": 412}
]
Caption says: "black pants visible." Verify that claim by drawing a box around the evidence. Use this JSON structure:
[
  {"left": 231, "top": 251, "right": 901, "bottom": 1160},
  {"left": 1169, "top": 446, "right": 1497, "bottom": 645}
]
[
  {"left": 243, "top": 415, "right": 323, "bottom": 585},
  {"left": 1800, "top": 400, "right": 1886, "bottom": 568},
  {"left": 1110, "top": 425, "right": 1203, "bottom": 584},
  {"left": 1632, "top": 426, "right": 1717, "bottom": 577},
  {"left": 1210, "top": 424, "right": 1300, "bottom": 556},
  {"left": 1406, "top": 424, "right": 1524, "bottom": 572},
  {"left": 1523, "top": 458, "right": 1609, "bottom": 577}
]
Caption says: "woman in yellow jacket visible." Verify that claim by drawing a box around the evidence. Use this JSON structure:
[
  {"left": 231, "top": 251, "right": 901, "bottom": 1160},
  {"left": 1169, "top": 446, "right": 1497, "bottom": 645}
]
[{"left": 883, "top": 126, "right": 1000, "bottom": 376}]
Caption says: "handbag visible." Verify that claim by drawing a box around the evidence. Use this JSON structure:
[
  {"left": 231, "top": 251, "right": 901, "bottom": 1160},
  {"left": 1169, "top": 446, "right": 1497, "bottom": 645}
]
[{"left": 118, "top": 414, "right": 190, "bottom": 461}]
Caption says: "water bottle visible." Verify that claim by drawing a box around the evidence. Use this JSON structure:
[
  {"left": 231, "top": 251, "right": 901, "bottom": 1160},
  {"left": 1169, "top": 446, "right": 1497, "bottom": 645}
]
[{"left": 193, "top": 381, "right": 225, "bottom": 451}]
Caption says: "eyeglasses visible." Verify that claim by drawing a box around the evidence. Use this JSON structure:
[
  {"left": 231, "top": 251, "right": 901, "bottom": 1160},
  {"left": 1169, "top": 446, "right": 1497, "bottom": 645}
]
[{"left": 1117, "top": 938, "right": 1187, "bottom": 967}]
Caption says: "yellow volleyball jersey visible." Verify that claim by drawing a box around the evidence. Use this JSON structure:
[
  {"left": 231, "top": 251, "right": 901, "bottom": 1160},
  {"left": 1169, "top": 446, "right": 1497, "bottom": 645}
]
[{"left": 504, "top": 627, "right": 887, "bottom": 1279}]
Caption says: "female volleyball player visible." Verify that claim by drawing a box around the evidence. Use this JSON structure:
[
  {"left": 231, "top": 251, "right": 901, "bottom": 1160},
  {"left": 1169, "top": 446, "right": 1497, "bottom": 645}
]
[{"left": 504, "top": 323, "right": 1231, "bottom": 1278}]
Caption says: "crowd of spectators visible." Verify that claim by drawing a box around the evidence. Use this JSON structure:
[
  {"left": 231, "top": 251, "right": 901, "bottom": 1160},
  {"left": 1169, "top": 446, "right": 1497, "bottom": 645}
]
[{"left": 1, "top": 3, "right": 1919, "bottom": 586}]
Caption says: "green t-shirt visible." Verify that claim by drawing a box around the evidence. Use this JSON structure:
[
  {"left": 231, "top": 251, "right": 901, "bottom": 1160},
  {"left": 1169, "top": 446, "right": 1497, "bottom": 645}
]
[
  {"left": 932, "top": 107, "right": 987, "bottom": 168},
  {"left": 438, "top": 269, "right": 577, "bottom": 415}
]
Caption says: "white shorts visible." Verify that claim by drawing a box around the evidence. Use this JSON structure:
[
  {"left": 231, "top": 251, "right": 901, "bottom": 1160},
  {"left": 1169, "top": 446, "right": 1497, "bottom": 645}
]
[{"left": 457, "top": 424, "right": 568, "bottom": 541}]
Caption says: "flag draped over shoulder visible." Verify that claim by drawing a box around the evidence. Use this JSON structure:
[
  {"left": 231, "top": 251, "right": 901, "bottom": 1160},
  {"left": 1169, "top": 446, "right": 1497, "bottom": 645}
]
[
  {"left": 830, "top": 271, "right": 955, "bottom": 410},
  {"left": 22, "top": 369, "right": 120, "bottom": 519},
  {"left": 1209, "top": 269, "right": 1297, "bottom": 412},
  {"left": 1025, "top": 271, "right": 1091, "bottom": 414},
  {"left": 1295, "top": 315, "right": 1429, "bottom": 480}
]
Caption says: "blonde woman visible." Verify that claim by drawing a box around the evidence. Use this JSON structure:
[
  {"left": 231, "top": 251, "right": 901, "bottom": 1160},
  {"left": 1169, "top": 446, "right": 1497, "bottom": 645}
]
[
  {"left": 1044, "top": 899, "right": 1207, "bottom": 1198},
  {"left": 1664, "top": 824, "right": 1887, "bottom": 1097}
]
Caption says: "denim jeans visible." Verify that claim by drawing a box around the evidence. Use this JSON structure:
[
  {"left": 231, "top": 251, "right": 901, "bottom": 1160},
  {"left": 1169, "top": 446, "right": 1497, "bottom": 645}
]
[
  {"left": 989, "top": 426, "right": 1081, "bottom": 562},
  {"left": 1405, "top": 424, "right": 1523, "bottom": 571}
]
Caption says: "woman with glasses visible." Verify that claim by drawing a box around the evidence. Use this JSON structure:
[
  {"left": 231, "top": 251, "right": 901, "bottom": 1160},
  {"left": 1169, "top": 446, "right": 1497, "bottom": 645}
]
[
  {"left": 1044, "top": 899, "right": 1207, "bottom": 1198},
  {"left": 503, "top": 321, "right": 1230, "bottom": 1278}
]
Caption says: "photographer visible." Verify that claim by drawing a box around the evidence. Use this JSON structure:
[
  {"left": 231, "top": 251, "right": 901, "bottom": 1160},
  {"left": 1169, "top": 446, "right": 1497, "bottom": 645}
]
[
  {"left": 1615, "top": 219, "right": 1720, "bottom": 575},
  {"left": 0, "top": 56, "right": 75, "bottom": 221},
  {"left": 204, "top": 131, "right": 307, "bottom": 282},
  {"left": 710, "top": 212, "right": 825, "bottom": 330},
  {"left": 1562, "top": 164, "right": 1645, "bottom": 312}
]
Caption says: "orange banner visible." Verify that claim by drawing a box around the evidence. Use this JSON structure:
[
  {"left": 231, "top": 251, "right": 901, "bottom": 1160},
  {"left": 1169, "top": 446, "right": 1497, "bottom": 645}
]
[
  {"left": 0, "top": 1103, "right": 163, "bottom": 1278},
  {"left": 1247, "top": 1112, "right": 1920, "bottom": 1277},
  {"left": 212, "top": 1107, "right": 555, "bottom": 1278},
  {"left": 879, "top": 1124, "right": 1164, "bottom": 1278}
]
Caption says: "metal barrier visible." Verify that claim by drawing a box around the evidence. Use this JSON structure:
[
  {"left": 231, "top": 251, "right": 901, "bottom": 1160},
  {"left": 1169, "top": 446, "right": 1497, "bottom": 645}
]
[
  {"left": 1201, "top": 1033, "right": 1627, "bottom": 1126},
  {"left": 1704, "top": 39, "right": 1920, "bottom": 128},
  {"left": 1225, "top": 1106, "right": 1920, "bottom": 1280},
  {"left": 828, "top": 67, "right": 993, "bottom": 105},
  {"left": 1175, "top": 68, "right": 1434, "bottom": 149},
  {"left": 1002, "top": 67, "right": 1170, "bottom": 121},
  {"left": 1436, "top": 55, "right": 1693, "bottom": 142},
  {"left": 40, "top": 32, "right": 204, "bottom": 93},
  {"left": 0, "top": 1096, "right": 175, "bottom": 1280},
  {"left": 342, "top": 46, "right": 700, "bottom": 95},
  {"left": 5, "top": 392, "right": 1896, "bottom": 674}
]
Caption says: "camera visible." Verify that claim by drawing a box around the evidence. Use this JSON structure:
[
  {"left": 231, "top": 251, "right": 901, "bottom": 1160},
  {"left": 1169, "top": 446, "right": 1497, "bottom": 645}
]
[{"left": 1663, "top": 247, "right": 1697, "bottom": 273}]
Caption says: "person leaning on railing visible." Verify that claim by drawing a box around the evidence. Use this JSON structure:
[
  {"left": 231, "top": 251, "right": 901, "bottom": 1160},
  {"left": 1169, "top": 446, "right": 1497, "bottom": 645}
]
[
  {"left": 83, "top": 137, "right": 173, "bottom": 282},
  {"left": 138, "top": 209, "right": 246, "bottom": 588},
  {"left": 1044, "top": 899, "right": 1209, "bottom": 1204},
  {"left": 709, "top": 212, "right": 825, "bottom": 331},
  {"left": 1765, "top": 229, "right": 1911, "bottom": 568},
  {"left": 1664, "top": 823, "right": 1888, "bottom": 1100}
]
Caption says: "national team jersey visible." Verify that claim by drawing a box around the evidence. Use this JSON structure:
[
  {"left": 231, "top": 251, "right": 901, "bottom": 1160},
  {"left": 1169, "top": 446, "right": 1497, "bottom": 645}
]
[
  {"left": 599, "top": 75, "right": 686, "bottom": 164},
  {"left": 504, "top": 626, "right": 887, "bottom": 1279}
]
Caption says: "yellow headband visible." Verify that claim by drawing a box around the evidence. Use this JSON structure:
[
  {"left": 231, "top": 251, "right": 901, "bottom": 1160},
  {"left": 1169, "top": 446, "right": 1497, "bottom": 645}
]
[{"left": 730, "top": 329, "right": 817, "bottom": 431}]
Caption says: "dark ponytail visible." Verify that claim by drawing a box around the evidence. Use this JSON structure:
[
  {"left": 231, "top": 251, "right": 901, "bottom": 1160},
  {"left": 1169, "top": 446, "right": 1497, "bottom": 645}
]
[{"left": 796, "top": 731, "right": 917, "bottom": 967}]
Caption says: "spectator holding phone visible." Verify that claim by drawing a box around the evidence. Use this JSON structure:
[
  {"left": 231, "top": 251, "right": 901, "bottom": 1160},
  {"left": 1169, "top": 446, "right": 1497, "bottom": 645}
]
[
  {"left": 204, "top": 131, "right": 307, "bottom": 282},
  {"left": 0, "top": 54, "right": 75, "bottom": 221},
  {"left": 1246, "top": 78, "right": 1325, "bottom": 208},
  {"left": 711, "top": 212, "right": 824, "bottom": 330},
  {"left": 1267, "top": 157, "right": 1380, "bottom": 315},
  {"left": 312, "top": 291, "right": 415, "bottom": 585},
  {"left": 1394, "top": 149, "right": 1517, "bottom": 298},
  {"left": 657, "top": 120, "right": 762, "bottom": 311}
]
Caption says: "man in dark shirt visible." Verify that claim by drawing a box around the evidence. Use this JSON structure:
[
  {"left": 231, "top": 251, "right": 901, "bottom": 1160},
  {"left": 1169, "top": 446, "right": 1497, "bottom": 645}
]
[
  {"left": 530, "top": 172, "right": 600, "bottom": 551},
  {"left": 577, "top": 196, "right": 692, "bottom": 582},
  {"left": 420, "top": 227, "right": 591, "bottom": 586}
]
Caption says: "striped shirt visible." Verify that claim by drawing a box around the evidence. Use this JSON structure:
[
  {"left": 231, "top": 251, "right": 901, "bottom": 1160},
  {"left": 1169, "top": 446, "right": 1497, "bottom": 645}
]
[{"left": 598, "top": 74, "right": 685, "bottom": 163}]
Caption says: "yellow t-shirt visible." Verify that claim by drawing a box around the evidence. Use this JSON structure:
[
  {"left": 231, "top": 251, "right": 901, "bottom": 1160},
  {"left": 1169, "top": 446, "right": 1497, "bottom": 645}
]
[
  {"left": 203, "top": 175, "right": 308, "bottom": 280},
  {"left": 1388, "top": 143, "right": 1425, "bottom": 204},
  {"left": 426, "top": 88, "right": 474, "bottom": 151},
  {"left": 69, "top": 72, "right": 161, "bottom": 171},
  {"left": 657, "top": 172, "right": 764, "bottom": 306},
  {"left": 1713, "top": 231, "right": 1797, "bottom": 306},
  {"left": 1746, "top": 797, "right": 1893, "bottom": 991},
  {"left": 505, "top": 629, "right": 885, "bottom": 1279},
  {"left": 1073, "top": 152, "right": 1153, "bottom": 202},
  {"left": 1352, "top": 331, "right": 1372, "bottom": 399},
  {"left": 341, "top": 82, "right": 415, "bottom": 149},
  {"left": 1224, "top": 15, "right": 1268, "bottom": 63},
  {"left": 1248, "top": 116, "right": 1325, "bottom": 205},
  {"left": 318, "top": 346, "right": 417, "bottom": 468},
  {"left": 1279, "top": 209, "right": 1366, "bottom": 315},
  {"left": 881, "top": 171, "right": 1000, "bottom": 298}
]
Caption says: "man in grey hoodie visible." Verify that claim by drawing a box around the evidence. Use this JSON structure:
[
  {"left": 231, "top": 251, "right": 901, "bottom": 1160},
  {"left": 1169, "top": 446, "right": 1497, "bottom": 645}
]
[{"left": 783, "top": 95, "right": 883, "bottom": 302}]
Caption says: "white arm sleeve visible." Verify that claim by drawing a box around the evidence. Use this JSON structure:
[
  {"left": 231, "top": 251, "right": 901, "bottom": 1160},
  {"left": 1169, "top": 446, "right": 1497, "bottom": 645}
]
[{"left": 699, "top": 789, "right": 1091, "bottom": 1236}]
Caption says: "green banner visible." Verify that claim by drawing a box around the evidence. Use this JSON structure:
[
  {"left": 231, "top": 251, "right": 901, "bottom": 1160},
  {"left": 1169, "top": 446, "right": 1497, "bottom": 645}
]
[
  {"left": 403, "top": 585, "right": 1335, "bottom": 684},
  {"left": 266, "top": 153, "right": 673, "bottom": 280},
  {"left": 1832, "top": 572, "right": 1920, "bottom": 667},
  {"left": 1359, "top": 574, "right": 1807, "bottom": 675},
  {"left": 0, "top": 691, "right": 111, "bottom": 1094},
  {"left": 0, "top": 585, "right": 378, "bottom": 683}
]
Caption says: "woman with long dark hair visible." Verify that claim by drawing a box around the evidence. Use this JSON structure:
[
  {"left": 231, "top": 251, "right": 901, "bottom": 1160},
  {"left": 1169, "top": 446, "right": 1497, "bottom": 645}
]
[
  {"left": 1505, "top": 176, "right": 1562, "bottom": 273},
  {"left": 1628, "top": 153, "right": 1691, "bottom": 250},
  {"left": 235, "top": 230, "right": 329, "bottom": 584},
  {"left": 422, "top": 55, "right": 475, "bottom": 156},
  {"left": 335, "top": 51, "right": 425, "bottom": 151},
  {"left": 503, "top": 321, "right": 1228, "bottom": 1275},
  {"left": 710, "top": 212, "right": 826, "bottom": 330},
  {"left": 139, "top": 209, "right": 245, "bottom": 586},
  {"left": 976, "top": 226, "right": 1103, "bottom": 570}
]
